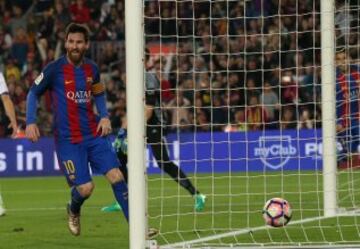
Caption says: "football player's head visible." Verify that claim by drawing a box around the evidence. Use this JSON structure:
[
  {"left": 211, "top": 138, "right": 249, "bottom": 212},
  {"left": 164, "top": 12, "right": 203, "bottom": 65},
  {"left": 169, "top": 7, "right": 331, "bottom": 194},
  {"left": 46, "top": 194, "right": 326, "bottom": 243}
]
[
  {"left": 65, "top": 23, "right": 90, "bottom": 65},
  {"left": 336, "top": 47, "right": 349, "bottom": 73}
]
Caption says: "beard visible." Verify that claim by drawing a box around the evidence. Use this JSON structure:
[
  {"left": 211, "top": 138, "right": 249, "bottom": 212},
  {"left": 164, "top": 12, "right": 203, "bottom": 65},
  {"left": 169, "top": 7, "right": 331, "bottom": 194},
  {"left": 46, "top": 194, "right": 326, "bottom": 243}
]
[
  {"left": 337, "top": 64, "right": 346, "bottom": 73},
  {"left": 67, "top": 49, "right": 85, "bottom": 65}
]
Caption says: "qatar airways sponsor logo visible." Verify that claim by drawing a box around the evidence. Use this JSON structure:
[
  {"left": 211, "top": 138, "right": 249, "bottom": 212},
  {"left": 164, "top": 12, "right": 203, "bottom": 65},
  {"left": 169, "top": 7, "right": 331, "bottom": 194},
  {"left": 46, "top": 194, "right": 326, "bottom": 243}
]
[{"left": 66, "top": 90, "right": 92, "bottom": 103}]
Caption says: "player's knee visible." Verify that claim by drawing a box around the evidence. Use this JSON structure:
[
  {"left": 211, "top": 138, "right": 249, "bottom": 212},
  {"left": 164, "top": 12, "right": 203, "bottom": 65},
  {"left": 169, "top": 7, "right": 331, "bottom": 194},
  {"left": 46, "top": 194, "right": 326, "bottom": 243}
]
[
  {"left": 77, "top": 182, "right": 95, "bottom": 197},
  {"left": 106, "top": 168, "right": 124, "bottom": 184}
]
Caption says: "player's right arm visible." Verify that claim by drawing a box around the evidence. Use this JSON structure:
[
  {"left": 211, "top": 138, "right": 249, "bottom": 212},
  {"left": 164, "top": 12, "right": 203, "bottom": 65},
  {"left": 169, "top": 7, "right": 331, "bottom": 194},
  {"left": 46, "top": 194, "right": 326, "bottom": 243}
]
[
  {"left": 25, "top": 64, "right": 54, "bottom": 142},
  {"left": 1, "top": 94, "right": 17, "bottom": 138},
  {"left": 0, "top": 73, "right": 17, "bottom": 138},
  {"left": 335, "top": 72, "right": 348, "bottom": 133}
]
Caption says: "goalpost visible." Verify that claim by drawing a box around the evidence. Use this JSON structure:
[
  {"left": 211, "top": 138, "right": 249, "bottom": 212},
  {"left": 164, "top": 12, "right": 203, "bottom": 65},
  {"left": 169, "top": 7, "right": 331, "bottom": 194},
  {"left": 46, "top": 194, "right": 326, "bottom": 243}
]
[
  {"left": 126, "top": 0, "right": 360, "bottom": 248},
  {"left": 321, "top": 0, "right": 337, "bottom": 217},
  {"left": 125, "top": 0, "right": 146, "bottom": 249}
]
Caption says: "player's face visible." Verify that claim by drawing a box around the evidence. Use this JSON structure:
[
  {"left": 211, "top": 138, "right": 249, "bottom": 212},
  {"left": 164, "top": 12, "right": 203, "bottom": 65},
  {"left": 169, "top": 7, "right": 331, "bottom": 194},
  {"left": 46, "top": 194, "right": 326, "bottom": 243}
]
[
  {"left": 336, "top": 52, "right": 347, "bottom": 73},
  {"left": 65, "top": 32, "right": 89, "bottom": 65}
]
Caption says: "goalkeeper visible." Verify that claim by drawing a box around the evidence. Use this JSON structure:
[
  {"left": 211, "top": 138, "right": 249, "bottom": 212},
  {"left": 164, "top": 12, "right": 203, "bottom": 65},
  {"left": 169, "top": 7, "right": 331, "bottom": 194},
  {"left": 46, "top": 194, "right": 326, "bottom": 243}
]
[{"left": 102, "top": 61, "right": 206, "bottom": 212}]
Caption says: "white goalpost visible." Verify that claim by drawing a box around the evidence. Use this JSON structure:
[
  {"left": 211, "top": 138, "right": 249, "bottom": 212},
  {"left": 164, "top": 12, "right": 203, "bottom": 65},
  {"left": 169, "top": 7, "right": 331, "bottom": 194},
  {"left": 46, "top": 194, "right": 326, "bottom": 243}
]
[
  {"left": 126, "top": 0, "right": 360, "bottom": 248},
  {"left": 125, "top": 0, "right": 146, "bottom": 249},
  {"left": 321, "top": 0, "right": 337, "bottom": 217}
]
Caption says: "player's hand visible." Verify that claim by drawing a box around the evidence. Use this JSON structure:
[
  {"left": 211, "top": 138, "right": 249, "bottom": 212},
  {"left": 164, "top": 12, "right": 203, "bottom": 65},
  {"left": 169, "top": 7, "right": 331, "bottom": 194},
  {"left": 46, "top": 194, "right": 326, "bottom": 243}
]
[
  {"left": 25, "top": 124, "right": 41, "bottom": 142},
  {"left": 336, "top": 124, "right": 345, "bottom": 133},
  {"left": 97, "top": 117, "right": 112, "bottom": 137},
  {"left": 8, "top": 120, "right": 18, "bottom": 138}
]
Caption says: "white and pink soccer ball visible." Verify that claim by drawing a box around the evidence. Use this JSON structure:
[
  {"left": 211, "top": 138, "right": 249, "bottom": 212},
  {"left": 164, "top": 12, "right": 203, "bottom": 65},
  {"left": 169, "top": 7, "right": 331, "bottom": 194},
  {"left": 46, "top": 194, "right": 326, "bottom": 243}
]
[{"left": 262, "top": 197, "right": 292, "bottom": 227}]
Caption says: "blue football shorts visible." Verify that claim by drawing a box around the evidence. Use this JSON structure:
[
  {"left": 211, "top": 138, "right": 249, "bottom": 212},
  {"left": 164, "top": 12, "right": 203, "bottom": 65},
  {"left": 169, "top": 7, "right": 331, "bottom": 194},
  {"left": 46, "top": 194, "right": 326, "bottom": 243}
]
[{"left": 56, "top": 136, "right": 120, "bottom": 186}]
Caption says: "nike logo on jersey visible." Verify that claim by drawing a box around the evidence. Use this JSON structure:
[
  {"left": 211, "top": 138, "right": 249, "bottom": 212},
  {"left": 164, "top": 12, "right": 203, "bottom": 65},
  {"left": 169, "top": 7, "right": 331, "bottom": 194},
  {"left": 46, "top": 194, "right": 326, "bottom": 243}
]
[{"left": 65, "top": 80, "right": 74, "bottom": 85}]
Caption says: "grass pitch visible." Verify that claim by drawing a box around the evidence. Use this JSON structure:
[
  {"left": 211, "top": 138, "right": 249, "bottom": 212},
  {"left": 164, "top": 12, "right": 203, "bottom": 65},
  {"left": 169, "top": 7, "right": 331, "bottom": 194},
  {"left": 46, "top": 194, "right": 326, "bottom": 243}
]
[
  {"left": 0, "top": 176, "right": 127, "bottom": 249},
  {"left": 1, "top": 170, "right": 360, "bottom": 248}
]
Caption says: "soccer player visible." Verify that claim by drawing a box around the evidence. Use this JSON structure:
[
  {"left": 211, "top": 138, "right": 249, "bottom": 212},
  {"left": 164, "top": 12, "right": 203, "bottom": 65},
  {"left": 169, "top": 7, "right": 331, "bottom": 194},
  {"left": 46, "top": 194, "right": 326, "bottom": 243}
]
[
  {"left": 0, "top": 70, "right": 18, "bottom": 216},
  {"left": 101, "top": 51, "right": 206, "bottom": 213},
  {"left": 335, "top": 48, "right": 360, "bottom": 166},
  {"left": 25, "top": 23, "right": 129, "bottom": 236},
  {"left": 0, "top": 71, "right": 17, "bottom": 138}
]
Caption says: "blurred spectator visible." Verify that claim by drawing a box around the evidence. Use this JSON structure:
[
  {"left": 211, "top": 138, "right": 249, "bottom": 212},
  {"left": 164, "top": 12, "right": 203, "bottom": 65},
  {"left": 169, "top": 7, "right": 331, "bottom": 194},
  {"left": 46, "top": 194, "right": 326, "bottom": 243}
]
[
  {"left": 165, "top": 88, "right": 191, "bottom": 131},
  {"left": 224, "top": 108, "right": 247, "bottom": 132},
  {"left": 246, "top": 95, "right": 267, "bottom": 131},
  {"left": 0, "top": 27, "right": 12, "bottom": 58},
  {"left": 16, "top": 99, "right": 26, "bottom": 129},
  {"left": 70, "top": 0, "right": 91, "bottom": 24},
  {"left": 11, "top": 28, "right": 29, "bottom": 69},
  {"left": 280, "top": 106, "right": 297, "bottom": 130},
  {"left": 54, "top": 1, "right": 71, "bottom": 25},
  {"left": 281, "top": 70, "right": 298, "bottom": 104},
  {"left": 99, "top": 42, "right": 119, "bottom": 72},
  {"left": 335, "top": 0, "right": 353, "bottom": 41},
  {"left": 5, "top": 57, "right": 21, "bottom": 82},
  {"left": 13, "top": 84, "right": 26, "bottom": 106},
  {"left": 211, "top": 95, "right": 228, "bottom": 131},
  {"left": 196, "top": 109, "right": 210, "bottom": 132},
  {"left": 0, "top": 0, "right": 354, "bottom": 137},
  {"left": 299, "top": 63, "right": 320, "bottom": 104},
  {"left": 7, "top": 3, "right": 35, "bottom": 36},
  {"left": 37, "top": 7, "right": 55, "bottom": 42},
  {"left": 245, "top": 78, "right": 260, "bottom": 99},
  {"left": 260, "top": 81, "right": 280, "bottom": 124},
  {"left": 297, "top": 108, "right": 314, "bottom": 129}
]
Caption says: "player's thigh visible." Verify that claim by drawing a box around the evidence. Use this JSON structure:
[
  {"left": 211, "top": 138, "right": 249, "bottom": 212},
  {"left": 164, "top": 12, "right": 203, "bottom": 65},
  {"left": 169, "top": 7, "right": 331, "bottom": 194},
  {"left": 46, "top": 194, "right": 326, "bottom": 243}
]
[
  {"left": 56, "top": 142, "right": 91, "bottom": 186},
  {"left": 151, "top": 141, "right": 172, "bottom": 163},
  {"left": 88, "top": 136, "right": 120, "bottom": 174},
  {"left": 147, "top": 125, "right": 163, "bottom": 144}
]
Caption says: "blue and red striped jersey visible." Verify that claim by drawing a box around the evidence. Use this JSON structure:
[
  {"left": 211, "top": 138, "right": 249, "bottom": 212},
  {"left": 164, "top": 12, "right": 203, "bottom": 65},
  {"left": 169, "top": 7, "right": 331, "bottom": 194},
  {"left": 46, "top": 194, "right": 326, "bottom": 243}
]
[
  {"left": 26, "top": 56, "right": 108, "bottom": 143},
  {"left": 336, "top": 65, "right": 360, "bottom": 129}
]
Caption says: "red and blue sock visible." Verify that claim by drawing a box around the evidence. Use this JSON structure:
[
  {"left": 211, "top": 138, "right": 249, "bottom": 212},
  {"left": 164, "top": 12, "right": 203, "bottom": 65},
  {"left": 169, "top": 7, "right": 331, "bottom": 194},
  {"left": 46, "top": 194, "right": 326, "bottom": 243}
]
[
  {"left": 70, "top": 187, "right": 88, "bottom": 214},
  {"left": 111, "top": 180, "right": 129, "bottom": 221}
]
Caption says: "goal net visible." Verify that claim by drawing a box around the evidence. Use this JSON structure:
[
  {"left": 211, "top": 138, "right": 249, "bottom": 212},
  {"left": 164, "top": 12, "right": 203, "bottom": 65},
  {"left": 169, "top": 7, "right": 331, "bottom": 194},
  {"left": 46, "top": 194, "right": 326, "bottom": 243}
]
[{"left": 140, "top": 0, "right": 360, "bottom": 247}]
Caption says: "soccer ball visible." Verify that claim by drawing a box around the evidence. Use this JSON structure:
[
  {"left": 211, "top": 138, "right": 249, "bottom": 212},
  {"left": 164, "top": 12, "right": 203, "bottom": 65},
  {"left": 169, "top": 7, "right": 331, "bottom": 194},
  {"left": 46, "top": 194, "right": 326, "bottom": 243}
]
[{"left": 262, "top": 197, "right": 292, "bottom": 227}]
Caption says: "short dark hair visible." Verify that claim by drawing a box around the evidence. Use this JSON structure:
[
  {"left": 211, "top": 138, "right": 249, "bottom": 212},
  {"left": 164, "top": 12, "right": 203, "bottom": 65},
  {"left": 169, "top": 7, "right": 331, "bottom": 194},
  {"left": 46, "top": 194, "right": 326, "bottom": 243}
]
[
  {"left": 65, "top": 23, "right": 90, "bottom": 42},
  {"left": 336, "top": 46, "right": 346, "bottom": 54}
]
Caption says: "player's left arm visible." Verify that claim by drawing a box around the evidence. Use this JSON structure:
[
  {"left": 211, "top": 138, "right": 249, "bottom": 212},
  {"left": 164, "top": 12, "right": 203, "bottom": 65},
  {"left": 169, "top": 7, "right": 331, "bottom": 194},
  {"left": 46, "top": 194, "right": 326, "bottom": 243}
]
[{"left": 91, "top": 65, "right": 112, "bottom": 136}]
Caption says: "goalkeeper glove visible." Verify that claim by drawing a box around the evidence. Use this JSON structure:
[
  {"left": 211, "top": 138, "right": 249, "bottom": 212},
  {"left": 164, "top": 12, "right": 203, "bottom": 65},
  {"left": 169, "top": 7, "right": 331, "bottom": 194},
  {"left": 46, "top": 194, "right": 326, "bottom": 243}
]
[{"left": 113, "top": 128, "right": 128, "bottom": 155}]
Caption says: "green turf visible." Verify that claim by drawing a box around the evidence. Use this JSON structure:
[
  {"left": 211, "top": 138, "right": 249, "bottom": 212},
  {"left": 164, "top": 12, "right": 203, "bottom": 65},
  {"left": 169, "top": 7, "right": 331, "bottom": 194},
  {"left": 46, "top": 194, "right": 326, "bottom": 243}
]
[
  {"left": 0, "top": 170, "right": 360, "bottom": 248},
  {"left": 0, "top": 176, "right": 127, "bottom": 249}
]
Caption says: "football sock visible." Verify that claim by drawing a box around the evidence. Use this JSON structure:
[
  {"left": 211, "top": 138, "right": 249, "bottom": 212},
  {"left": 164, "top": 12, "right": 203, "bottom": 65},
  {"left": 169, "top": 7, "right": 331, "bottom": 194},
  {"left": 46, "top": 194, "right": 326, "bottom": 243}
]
[
  {"left": 179, "top": 178, "right": 199, "bottom": 196},
  {"left": 70, "top": 187, "right": 88, "bottom": 214},
  {"left": 111, "top": 180, "right": 129, "bottom": 221},
  {"left": 163, "top": 162, "right": 199, "bottom": 196}
]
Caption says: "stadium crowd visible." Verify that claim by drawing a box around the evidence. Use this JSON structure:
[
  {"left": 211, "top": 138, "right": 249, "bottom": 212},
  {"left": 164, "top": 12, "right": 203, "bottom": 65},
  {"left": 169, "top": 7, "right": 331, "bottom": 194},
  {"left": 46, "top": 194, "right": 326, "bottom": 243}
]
[{"left": 0, "top": 0, "right": 358, "bottom": 137}]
